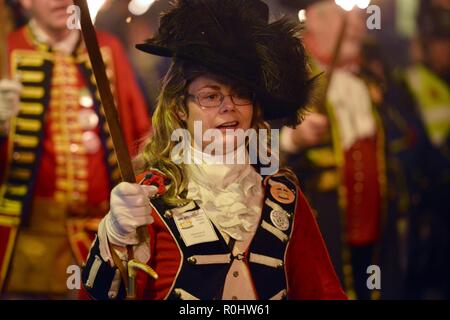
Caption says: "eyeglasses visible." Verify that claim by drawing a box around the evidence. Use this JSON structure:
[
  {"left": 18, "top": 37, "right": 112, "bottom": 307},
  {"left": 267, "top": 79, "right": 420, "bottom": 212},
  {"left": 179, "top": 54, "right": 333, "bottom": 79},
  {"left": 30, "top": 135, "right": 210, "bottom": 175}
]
[{"left": 187, "top": 90, "right": 255, "bottom": 109}]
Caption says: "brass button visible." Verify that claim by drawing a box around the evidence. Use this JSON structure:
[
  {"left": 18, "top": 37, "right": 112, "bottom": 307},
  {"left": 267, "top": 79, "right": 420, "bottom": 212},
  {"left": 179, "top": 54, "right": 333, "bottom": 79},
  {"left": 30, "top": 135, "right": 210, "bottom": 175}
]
[
  {"left": 232, "top": 296, "right": 238, "bottom": 300},
  {"left": 233, "top": 271, "right": 239, "bottom": 278},
  {"left": 173, "top": 290, "right": 182, "bottom": 299},
  {"left": 187, "top": 257, "right": 197, "bottom": 265},
  {"left": 164, "top": 210, "right": 173, "bottom": 218}
]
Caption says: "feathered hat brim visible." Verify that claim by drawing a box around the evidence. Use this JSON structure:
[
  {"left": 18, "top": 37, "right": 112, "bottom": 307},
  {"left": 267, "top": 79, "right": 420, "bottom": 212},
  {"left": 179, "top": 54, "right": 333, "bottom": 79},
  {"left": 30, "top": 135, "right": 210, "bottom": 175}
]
[
  {"left": 136, "top": 0, "right": 312, "bottom": 125},
  {"left": 135, "top": 43, "right": 173, "bottom": 57}
]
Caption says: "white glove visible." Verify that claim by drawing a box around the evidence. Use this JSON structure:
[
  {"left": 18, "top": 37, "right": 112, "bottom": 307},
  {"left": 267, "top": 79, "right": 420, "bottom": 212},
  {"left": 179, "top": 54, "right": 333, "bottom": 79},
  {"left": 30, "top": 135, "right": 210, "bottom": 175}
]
[
  {"left": 0, "top": 78, "right": 22, "bottom": 123},
  {"left": 104, "top": 182, "right": 158, "bottom": 247}
]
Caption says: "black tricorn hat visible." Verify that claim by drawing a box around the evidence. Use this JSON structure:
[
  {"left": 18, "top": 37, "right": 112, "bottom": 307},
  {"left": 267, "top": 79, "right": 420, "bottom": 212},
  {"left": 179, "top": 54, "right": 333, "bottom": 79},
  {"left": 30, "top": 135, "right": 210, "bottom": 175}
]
[{"left": 136, "top": 0, "right": 312, "bottom": 125}]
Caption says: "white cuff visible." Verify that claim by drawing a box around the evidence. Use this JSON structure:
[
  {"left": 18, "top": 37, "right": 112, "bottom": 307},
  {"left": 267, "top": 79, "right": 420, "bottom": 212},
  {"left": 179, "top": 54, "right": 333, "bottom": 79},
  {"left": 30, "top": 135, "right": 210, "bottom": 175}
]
[
  {"left": 105, "top": 212, "right": 140, "bottom": 247},
  {"left": 97, "top": 216, "right": 151, "bottom": 267},
  {"left": 98, "top": 217, "right": 115, "bottom": 266}
]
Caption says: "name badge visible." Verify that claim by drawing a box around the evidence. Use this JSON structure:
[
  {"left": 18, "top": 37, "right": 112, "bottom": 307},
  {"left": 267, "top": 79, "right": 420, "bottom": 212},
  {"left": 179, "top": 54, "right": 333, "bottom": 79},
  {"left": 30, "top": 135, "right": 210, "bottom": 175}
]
[{"left": 173, "top": 208, "right": 219, "bottom": 247}]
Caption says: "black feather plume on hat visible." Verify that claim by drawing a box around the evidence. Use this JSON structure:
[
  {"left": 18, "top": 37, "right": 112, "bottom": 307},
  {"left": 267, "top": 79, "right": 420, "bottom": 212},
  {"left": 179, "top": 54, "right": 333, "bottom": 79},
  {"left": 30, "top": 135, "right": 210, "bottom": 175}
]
[{"left": 136, "top": 0, "right": 313, "bottom": 125}]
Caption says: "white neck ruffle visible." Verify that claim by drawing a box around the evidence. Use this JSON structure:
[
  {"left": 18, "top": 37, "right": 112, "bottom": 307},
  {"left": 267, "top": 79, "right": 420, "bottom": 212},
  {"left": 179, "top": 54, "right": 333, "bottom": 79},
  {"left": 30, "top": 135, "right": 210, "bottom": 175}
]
[
  {"left": 29, "top": 19, "right": 80, "bottom": 54},
  {"left": 185, "top": 147, "right": 264, "bottom": 242}
]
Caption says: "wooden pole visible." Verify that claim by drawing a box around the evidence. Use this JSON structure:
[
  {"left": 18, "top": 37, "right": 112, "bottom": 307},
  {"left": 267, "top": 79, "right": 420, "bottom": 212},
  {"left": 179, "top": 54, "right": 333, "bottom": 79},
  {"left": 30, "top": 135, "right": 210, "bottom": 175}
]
[
  {"left": 73, "top": 0, "right": 157, "bottom": 299},
  {"left": 0, "top": 0, "right": 9, "bottom": 78},
  {"left": 317, "top": 10, "right": 349, "bottom": 114},
  {"left": 74, "top": 0, "right": 135, "bottom": 183}
]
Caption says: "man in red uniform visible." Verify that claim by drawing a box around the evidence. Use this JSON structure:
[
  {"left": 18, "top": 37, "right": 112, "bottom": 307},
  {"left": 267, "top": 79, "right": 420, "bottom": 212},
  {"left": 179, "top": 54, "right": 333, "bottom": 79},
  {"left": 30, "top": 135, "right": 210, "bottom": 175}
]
[
  {"left": 279, "top": 0, "right": 384, "bottom": 299},
  {"left": 0, "top": 0, "right": 151, "bottom": 297}
]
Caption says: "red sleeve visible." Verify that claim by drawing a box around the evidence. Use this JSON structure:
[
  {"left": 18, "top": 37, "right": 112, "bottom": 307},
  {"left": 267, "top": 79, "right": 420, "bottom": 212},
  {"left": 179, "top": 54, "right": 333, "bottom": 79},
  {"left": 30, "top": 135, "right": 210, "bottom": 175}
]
[
  {"left": 286, "top": 189, "right": 347, "bottom": 300},
  {"left": 98, "top": 32, "right": 152, "bottom": 157}
]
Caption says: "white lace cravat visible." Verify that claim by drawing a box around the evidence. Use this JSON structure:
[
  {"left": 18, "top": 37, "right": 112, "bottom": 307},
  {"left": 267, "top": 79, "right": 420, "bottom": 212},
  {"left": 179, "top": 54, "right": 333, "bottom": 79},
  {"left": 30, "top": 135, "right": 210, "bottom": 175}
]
[
  {"left": 29, "top": 19, "right": 80, "bottom": 54},
  {"left": 185, "top": 147, "right": 264, "bottom": 242}
]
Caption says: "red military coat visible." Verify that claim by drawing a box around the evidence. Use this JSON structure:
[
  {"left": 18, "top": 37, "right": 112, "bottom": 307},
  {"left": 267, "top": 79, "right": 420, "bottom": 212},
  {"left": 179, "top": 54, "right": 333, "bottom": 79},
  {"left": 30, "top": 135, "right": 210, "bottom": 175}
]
[
  {"left": 0, "top": 25, "right": 151, "bottom": 292},
  {"left": 123, "top": 172, "right": 348, "bottom": 300}
]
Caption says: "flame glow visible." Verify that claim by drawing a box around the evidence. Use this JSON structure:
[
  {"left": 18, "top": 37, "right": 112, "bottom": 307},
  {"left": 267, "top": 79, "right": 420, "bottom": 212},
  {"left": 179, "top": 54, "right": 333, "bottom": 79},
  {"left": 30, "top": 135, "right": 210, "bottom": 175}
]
[
  {"left": 87, "top": 0, "right": 107, "bottom": 22},
  {"left": 335, "top": 0, "right": 371, "bottom": 11},
  {"left": 298, "top": 9, "right": 306, "bottom": 22},
  {"left": 128, "top": 0, "right": 156, "bottom": 16},
  {"left": 356, "top": 0, "right": 371, "bottom": 9}
]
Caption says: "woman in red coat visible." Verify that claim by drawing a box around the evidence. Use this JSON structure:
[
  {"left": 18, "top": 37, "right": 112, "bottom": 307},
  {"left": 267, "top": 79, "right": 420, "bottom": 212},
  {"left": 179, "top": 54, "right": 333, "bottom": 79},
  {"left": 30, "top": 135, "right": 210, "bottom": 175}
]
[{"left": 81, "top": 0, "right": 346, "bottom": 300}]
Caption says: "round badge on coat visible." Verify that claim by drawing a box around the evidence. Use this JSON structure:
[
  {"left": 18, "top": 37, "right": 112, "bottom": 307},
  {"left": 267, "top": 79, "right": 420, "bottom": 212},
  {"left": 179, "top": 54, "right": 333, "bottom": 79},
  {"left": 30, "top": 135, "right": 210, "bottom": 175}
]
[
  {"left": 78, "top": 109, "right": 99, "bottom": 130},
  {"left": 270, "top": 182, "right": 295, "bottom": 204},
  {"left": 82, "top": 131, "right": 101, "bottom": 154},
  {"left": 270, "top": 210, "right": 290, "bottom": 231},
  {"left": 79, "top": 88, "right": 94, "bottom": 108}
]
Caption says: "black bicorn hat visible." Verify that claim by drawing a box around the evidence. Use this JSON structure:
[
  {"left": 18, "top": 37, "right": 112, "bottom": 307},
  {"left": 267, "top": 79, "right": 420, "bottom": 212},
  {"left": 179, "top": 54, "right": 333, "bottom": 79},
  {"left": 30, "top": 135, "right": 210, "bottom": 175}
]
[{"left": 136, "top": 0, "right": 313, "bottom": 125}]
